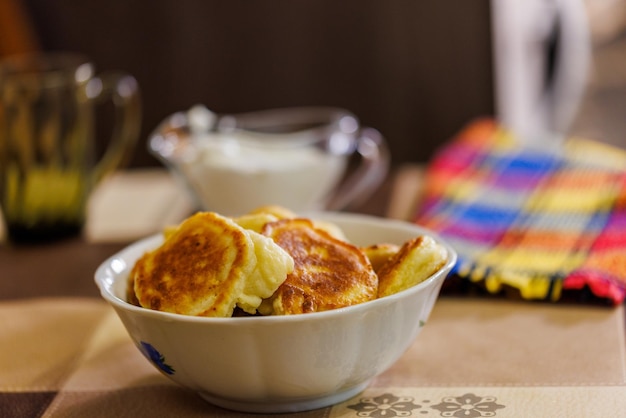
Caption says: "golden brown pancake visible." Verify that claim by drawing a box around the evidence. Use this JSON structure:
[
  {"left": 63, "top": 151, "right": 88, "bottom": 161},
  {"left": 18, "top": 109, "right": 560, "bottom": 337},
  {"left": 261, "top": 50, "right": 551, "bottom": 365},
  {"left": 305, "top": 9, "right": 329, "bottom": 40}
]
[
  {"left": 259, "top": 218, "right": 378, "bottom": 315},
  {"left": 233, "top": 212, "right": 279, "bottom": 233},
  {"left": 312, "top": 220, "right": 348, "bottom": 241},
  {"left": 237, "top": 229, "right": 294, "bottom": 314},
  {"left": 131, "top": 211, "right": 292, "bottom": 317},
  {"left": 376, "top": 235, "right": 447, "bottom": 298},
  {"left": 162, "top": 224, "right": 179, "bottom": 240},
  {"left": 241, "top": 205, "right": 347, "bottom": 239},
  {"left": 361, "top": 243, "right": 401, "bottom": 274}
]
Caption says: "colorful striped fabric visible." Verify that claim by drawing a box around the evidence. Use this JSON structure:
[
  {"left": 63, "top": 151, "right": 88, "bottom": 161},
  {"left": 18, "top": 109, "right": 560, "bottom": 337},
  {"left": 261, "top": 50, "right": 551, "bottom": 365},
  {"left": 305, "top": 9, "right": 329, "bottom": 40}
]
[{"left": 415, "top": 119, "right": 626, "bottom": 305}]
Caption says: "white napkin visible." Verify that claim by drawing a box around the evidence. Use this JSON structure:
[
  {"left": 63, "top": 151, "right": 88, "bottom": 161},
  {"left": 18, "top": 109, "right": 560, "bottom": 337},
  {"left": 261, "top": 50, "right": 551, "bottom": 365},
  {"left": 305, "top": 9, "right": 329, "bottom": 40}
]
[{"left": 85, "top": 169, "right": 194, "bottom": 242}]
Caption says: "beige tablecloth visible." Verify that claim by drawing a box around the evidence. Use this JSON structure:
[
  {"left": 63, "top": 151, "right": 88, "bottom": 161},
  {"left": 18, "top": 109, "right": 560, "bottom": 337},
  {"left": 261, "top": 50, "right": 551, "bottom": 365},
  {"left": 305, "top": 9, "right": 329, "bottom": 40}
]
[{"left": 2, "top": 297, "right": 625, "bottom": 417}]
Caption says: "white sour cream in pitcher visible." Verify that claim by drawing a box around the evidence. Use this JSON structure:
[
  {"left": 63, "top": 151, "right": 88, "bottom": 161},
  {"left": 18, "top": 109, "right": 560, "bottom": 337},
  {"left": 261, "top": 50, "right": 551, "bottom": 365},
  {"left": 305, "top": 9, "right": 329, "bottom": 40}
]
[{"left": 180, "top": 132, "right": 348, "bottom": 216}]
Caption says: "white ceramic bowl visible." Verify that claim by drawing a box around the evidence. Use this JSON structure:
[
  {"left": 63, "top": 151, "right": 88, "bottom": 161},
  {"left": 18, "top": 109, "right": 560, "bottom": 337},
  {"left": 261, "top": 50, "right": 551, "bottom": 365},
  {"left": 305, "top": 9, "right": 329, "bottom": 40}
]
[{"left": 94, "top": 213, "right": 456, "bottom": 413}]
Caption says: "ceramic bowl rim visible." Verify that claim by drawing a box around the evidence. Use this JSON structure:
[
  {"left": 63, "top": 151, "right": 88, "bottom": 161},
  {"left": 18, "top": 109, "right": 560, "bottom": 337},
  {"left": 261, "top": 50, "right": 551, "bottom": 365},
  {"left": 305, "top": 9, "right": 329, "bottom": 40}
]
[{"left": 94, "top": 212, "right": 457, "bottom": 324}]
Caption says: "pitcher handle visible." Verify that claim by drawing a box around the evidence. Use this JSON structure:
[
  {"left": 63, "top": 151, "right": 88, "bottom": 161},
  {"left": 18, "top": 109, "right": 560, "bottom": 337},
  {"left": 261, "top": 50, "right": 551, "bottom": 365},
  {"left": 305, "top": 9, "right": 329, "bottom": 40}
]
[
  {"left": 327, "top": 127, "right": 390, "bottom": 211},
  {"left": 87, "top": 72, "right": 142, "bottom": 183}
]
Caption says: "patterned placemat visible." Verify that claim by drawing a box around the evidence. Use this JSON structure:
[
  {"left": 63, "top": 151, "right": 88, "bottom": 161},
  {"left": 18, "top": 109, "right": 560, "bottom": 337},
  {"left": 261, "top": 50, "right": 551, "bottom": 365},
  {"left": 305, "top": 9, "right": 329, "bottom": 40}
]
[
  {"left": 2, "top": 298, "right": 625, "bottom": 417},
  {"left": 415, "top": 119, "right": 626, "bottom": 305}
]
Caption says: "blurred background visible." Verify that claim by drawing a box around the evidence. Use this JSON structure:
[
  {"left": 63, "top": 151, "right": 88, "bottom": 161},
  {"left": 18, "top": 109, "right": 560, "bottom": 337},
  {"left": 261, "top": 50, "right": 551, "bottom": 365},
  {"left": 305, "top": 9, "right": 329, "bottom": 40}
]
[{"left": 1, "top": 0, "right": 625, "bottom": 168}]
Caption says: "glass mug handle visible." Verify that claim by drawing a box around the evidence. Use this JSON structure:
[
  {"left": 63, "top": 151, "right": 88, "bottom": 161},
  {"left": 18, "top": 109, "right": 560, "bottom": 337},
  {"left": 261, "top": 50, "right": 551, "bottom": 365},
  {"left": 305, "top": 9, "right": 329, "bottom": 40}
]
[
  {"left": 84, "top": 72, "right": 142, "bottom": 183},
  {"left": 326, "top": 127, "right": 390, "bottom": 211}
]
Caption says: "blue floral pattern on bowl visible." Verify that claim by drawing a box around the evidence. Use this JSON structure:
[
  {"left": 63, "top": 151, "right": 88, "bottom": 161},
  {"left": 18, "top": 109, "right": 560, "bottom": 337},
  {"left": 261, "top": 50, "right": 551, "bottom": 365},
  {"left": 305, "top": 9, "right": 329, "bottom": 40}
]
[{"left": 139, "top": 341, "right": 175, "bottom": 375}]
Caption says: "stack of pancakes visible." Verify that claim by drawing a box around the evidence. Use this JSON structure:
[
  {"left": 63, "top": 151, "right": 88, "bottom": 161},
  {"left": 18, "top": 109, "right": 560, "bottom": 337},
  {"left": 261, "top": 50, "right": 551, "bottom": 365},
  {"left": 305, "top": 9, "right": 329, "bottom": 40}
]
[{"left": 128, "top": 206, "right": 447, "bottom": 317}]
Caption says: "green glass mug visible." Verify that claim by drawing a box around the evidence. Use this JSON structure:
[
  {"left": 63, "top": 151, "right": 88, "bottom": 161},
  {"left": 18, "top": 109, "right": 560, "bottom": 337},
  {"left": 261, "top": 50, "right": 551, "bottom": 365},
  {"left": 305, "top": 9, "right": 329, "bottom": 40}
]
[{"left": 0, "top": 52, "right": 141, "bottom": 244}]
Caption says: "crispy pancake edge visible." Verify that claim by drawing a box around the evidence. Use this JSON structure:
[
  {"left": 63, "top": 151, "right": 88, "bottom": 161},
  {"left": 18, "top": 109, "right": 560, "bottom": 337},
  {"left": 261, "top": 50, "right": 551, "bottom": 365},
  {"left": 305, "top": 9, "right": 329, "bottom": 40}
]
[{"left": 261, "top": 218, "right": 378, "bottom": 315}]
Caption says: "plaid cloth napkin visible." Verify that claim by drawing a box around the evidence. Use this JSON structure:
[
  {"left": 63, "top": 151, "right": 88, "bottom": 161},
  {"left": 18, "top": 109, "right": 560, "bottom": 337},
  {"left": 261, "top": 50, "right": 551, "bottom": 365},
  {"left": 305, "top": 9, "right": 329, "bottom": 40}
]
[{"left": 415, "top": 119, "right": 626, "bottom": 305}]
